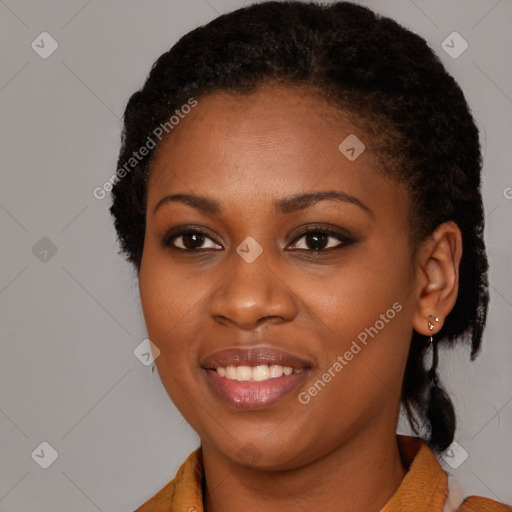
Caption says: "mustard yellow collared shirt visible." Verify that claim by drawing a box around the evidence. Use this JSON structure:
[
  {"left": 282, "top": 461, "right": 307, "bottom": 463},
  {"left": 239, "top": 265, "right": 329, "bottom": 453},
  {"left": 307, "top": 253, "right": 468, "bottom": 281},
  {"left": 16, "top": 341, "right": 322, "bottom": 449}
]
[{"left": 134, "top": 435, "right": 511, "bottom": 512}]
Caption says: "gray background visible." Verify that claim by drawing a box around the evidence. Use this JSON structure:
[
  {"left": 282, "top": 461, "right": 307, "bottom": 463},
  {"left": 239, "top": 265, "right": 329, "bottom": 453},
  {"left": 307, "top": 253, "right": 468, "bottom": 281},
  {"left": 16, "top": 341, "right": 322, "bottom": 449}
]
[{"left": 0, "top": 0, "right": 511, "bottom": 510}]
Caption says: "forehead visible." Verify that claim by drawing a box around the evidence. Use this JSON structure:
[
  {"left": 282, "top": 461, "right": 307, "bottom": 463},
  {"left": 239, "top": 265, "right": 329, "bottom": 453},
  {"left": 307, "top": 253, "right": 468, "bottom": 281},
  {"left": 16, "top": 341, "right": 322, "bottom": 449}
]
[{"left": 146, "top": 84, "right": 408, "bottom": 224}]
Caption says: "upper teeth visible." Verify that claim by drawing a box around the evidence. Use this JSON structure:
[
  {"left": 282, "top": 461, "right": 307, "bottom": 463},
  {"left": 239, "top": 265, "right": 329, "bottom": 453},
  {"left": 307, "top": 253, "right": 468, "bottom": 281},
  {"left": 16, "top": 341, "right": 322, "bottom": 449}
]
[{"left": 216, "top": 365, "right": 302, "bottom": 381}]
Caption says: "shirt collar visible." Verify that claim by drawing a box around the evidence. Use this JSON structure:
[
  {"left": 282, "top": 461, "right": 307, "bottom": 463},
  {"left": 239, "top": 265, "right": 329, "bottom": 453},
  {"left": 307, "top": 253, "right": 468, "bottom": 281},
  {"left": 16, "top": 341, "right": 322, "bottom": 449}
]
[
  {"left": 135, "top": 435, "right": 448, "bottom": 512},
  {"left": 381, "top": 435, "right": 448, "bottom": 511}
]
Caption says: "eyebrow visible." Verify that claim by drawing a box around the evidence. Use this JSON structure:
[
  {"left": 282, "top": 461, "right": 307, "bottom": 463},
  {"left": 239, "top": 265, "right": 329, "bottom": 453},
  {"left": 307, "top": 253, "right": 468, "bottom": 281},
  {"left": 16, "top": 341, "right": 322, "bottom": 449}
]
[{"left": 153, "top": 190, "right": 373, "bottom": 216}]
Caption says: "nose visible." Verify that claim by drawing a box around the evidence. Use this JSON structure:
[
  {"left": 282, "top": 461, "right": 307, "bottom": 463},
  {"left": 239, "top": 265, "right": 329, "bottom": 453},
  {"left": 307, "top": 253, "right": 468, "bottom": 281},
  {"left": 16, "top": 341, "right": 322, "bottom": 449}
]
[{"left": 208, "top": 253, "right": 298, "bottom": 330}]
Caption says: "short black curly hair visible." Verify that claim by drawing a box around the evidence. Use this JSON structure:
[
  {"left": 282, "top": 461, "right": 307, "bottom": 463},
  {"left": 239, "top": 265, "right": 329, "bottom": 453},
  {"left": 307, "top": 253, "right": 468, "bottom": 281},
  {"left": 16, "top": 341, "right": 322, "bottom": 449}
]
[{"left": 110, "top": 1, "right": 489, "bottom": 453}]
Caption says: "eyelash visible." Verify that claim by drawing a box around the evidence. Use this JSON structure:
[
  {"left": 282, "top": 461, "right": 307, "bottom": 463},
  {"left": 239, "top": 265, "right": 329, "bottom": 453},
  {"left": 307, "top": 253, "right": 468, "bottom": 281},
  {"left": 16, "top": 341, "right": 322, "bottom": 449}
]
[{"left": 162, "top": 226, "right": 355, "bottom": 253}]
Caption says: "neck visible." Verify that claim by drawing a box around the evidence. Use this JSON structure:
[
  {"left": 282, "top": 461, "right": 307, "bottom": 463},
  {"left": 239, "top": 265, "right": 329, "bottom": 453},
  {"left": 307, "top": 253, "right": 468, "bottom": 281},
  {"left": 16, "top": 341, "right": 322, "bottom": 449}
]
[{"left": 202, "top": 425, "right": 407, "bottom": 512}]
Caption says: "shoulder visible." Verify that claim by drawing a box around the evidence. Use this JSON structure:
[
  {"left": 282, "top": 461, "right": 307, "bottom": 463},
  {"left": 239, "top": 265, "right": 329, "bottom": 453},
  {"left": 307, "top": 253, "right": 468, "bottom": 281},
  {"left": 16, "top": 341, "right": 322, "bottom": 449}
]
[
  {"left": 456, "top": 495, "right": 512, "bottom": 512},
  {"left": 134, "top": 448, "right": 203, "bottom": 512},
  {"left": 443, "top": 463, "right": 511, "bottom": 512}
]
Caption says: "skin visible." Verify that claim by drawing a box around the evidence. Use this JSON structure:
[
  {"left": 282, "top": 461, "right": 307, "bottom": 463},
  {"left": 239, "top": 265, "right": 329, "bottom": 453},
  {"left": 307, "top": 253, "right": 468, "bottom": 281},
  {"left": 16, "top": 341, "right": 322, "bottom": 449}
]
[{"left": 138, "top": 84, "right": 462, "bottom": 512}]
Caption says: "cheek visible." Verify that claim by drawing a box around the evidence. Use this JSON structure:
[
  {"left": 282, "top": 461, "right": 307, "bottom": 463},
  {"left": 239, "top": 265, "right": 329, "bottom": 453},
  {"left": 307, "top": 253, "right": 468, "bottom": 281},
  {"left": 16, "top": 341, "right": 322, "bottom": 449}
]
[
  {"left": 137, "top": 248, "right": 224, "bottom": 381},
  {"left": 296, "top": 250, "right": 410, "bottom": 335},
  {"left": 291, "top": 243, "right": 414, "bottom": 407},
  {"left": 138, "top": 253, "right": 196, "bottom": 383},
  {"left": 138, "top": 254, "right": 200, "bottom": 406},
  {"left": 139, "top": 250, "right": 201, "bottom": 335}
]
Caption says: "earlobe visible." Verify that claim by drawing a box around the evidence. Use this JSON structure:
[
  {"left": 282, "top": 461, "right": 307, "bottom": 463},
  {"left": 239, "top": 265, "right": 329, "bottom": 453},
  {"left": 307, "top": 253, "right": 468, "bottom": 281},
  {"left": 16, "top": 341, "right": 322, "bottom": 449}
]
[
  {"left": 412, "top": 221, "right": 463, "bottom": 336},
  {"left": 428, "top": 315, "right": 439, "bottom": 332}
]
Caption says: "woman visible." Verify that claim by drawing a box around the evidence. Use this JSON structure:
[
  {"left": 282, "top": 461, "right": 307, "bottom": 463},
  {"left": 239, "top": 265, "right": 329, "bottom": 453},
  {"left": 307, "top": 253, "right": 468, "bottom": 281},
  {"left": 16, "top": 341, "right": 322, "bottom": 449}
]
[{"left": 110, "top": 1, "right": 511, "bottom": 511}]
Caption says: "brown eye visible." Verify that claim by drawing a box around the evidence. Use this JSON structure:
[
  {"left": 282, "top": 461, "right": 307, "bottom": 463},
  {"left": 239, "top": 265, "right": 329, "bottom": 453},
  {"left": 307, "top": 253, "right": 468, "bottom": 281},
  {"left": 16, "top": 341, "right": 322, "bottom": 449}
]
[
  {"left": 289, "top": 229, "right": 352, "bottom": 251},
  {"left": 164, "top": 229, "right": 222, "bottom": 251}
]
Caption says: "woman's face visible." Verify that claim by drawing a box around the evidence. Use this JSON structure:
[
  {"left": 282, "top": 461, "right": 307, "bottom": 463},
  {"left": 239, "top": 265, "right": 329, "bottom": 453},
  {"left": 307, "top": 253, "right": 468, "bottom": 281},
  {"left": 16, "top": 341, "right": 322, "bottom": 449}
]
[{"left": 139, "top": 84, "right": 421, "bottom": 470}]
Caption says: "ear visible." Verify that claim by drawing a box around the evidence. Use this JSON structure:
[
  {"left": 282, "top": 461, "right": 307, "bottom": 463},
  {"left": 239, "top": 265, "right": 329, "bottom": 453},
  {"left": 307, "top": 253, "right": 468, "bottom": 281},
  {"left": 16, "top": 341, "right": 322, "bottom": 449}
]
[{"left": 412, "top": 221, "right": 463, "bottom": 336}]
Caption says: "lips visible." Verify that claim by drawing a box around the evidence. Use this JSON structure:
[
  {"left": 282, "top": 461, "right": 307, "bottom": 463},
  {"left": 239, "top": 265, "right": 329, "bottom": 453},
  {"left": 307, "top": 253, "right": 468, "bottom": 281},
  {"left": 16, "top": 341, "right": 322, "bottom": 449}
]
[
  {"left": 201, "top": 347, "right": 311, "bottom": 370},
  {"left": 201, "top": 347, "right": 312, "bottom": 410}
]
